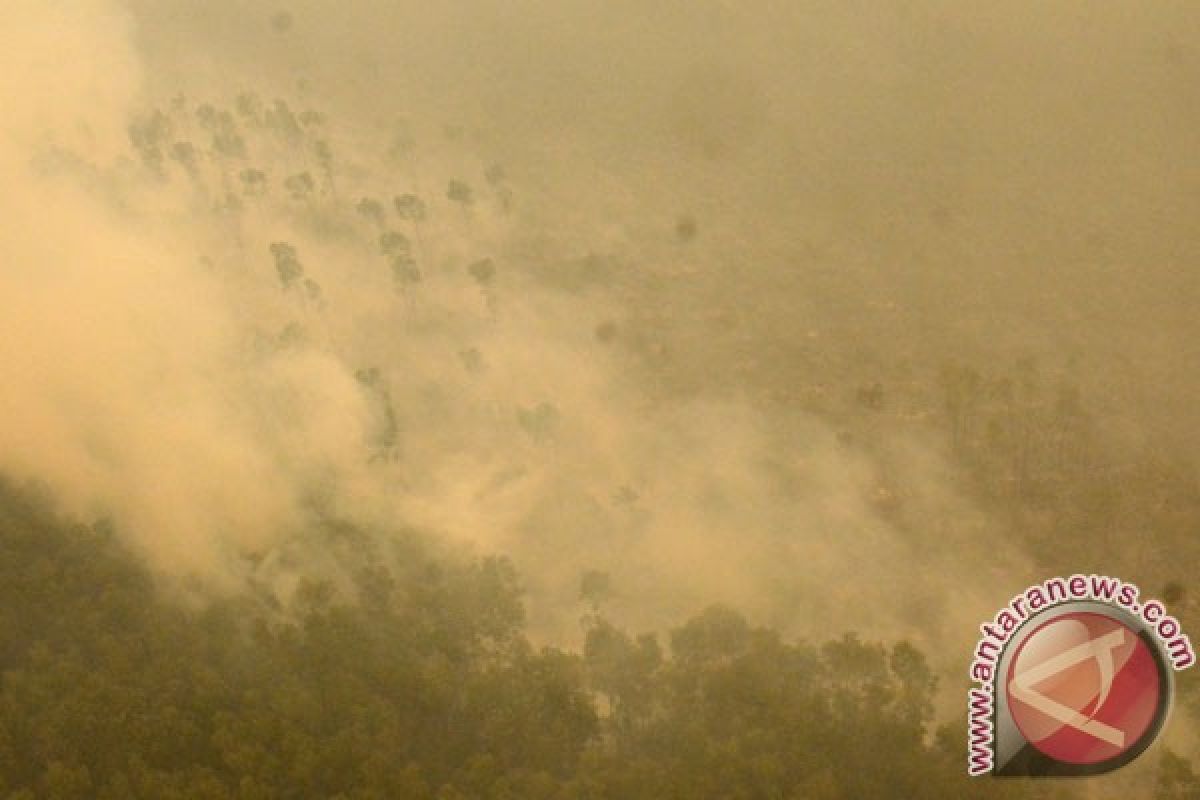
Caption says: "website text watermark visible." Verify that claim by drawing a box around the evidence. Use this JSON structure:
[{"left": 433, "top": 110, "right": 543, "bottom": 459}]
[{"left": 967, "top": 574, "right": 1194, "bottom": 777}]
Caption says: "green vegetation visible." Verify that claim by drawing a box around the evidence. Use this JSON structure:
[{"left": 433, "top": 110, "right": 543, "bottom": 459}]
[{"left": 0, "top": 480, "right": 1094, "bottom": 799}]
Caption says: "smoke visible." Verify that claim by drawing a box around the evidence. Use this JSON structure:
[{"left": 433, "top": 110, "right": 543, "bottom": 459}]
[
  {"left": 3, "top": 4, "right": 1199, "bottom": 750},
  {"left": 0, "top": 1, "right": 377, "bottom": 579}
]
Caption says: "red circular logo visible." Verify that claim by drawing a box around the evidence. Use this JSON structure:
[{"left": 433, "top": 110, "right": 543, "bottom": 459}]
[{"left": 1005, "top": 612, "right": 1162, "bottom": 765}]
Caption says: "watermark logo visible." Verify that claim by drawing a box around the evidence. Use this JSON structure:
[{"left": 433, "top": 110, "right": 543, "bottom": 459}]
[{"left": 967, "top": 575, "right": 1194, "bottom": 777}]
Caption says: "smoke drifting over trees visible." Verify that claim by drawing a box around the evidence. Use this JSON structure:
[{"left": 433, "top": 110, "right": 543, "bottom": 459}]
[{"left": 1, "top": 1, "right": 1198, "bottom": 796}]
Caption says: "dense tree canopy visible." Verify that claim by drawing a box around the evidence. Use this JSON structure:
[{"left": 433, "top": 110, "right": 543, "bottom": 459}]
[{"left": 0, "top": 478, "right": 1121, "bottom": 799}]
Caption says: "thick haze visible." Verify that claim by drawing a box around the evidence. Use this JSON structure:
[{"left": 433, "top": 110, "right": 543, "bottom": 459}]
[
  {"left": 3, "top": 2, "right": 1199, "bottom": 750},
  {"left": 128, "top": 1, "right": 1200, "bottom": 442}
]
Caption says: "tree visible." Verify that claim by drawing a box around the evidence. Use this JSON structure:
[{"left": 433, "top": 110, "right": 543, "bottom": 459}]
[
  {"left": 128, "top": 109, "right": 172, "bottom": 175},
  {"left": 0, "top": 477, "right": 1075, "bottom": 800},
  {"left": 356, "top": 198, "right": 385, "bottom": 227},
  {"left": 169, "top": 141, "right": 199, "bottom": 175},
  {"left": 390, "top": 257, "right": 421, "bottom": 289},
  {"left": 467, "top": 258, "right": 496, "bottom": 287},
  {"left": 1157, "top": 750, "right": 1200, "bottom": 799},
  {"left": 313, "top": 139, "right": 335, "bottom": 193},
  {"left": 284, "top": 172, "right": 315, "bottom": 201},
  {"left": 394, "top": 194, "right": 427, "bottom": 222},
  {"left": 265, "top": 100, "right": 303, "bottom": 144},
  {"left": 447, "top": 180, "right": 473, "bottom": 208},
  {"left": 379, "top": 231, "right": 412, "bottom": 258},
  {"left": 269, "top": 242, "right": 304, "bottom": 288},
  {"left": 240, "top": 168, "right": 267, "bottom": 196},
  {"left": 271, "top": 11, "right": 294, "bottom": 34}
]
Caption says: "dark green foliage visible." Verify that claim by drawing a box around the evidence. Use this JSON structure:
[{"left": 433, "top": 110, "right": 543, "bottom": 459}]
[
  {"left": 458, "top": 348, "right": 484, "bottom": 374},
  {"left": 265, "top": 100, "right": 303, "bottom": 144},
  {"left": 929, "top": 359, "right": 1200, "bottom": 586},
  {"left": 381, "top": 227, "right": 420, "bottom": 287},
  {"left": 0, "top": 481, "right": 1129, "bottom": 798},
  {"left": 268, "top": 242, "right": 303, "bottom": 288},
  {"left": 675, "top": 215, "right": 697, "bottom": 242},
  {"left": 313, "top": 140, "right": 335, "bottom": 193},
  {"left": 313, "top": 140, "right": 332, "bottom": 166},
  {"left": 0, "top": 482, "right": 594, "bottom": 798},
  {"left": 390, "top": 257, "right": 421, "bottom": 288},
  {"left": 594, "top": 321, "right": 618, "bottom": 343},
  {"left": 355, "top": 368, "right": 400, "bottom": 459},
  {"left": 467, "top": 258, "right": 496, "bottom": 286},
  {"left": 446, "top": 180, "right": 473, "bottom": 207},
  {"left": 379, "top": 231, "right": 412, "bottom": 258},
  {"left": 1157, "top": 750, "right": 1200, "bottom": 799},
  {"left": 212, "top": 130, "right": 246, "bottom": 160},
  {"left": 169, "top": 140, "right": 197, "bottom": 170},
  {"left": 128, "top": 110, "right": 172, "bottom": 174},
  {"left": 484, "top": 164, "right": 506, "bottom": 185},
  {"left": 234, "top": 93, "right": 262, "bottom": 122},
  {"left": 283, "top": 172, "right": 315, "bottom": 200},
  {"left": 270, "top": 12, "right": 293, "bottom": 34},
  {"left": 194, "top": 106, "right": 247, "bottom": 160},
  {"left": 579, "top": 570, "right": 612, "bottom": 612},
  {"left": 356, "top": 197, "right": 385, "bottom": 226},
  {"left": 394, "top": 193, "right": 427, "bottom": 222}
]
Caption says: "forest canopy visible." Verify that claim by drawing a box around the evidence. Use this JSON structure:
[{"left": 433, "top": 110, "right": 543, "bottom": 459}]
[{"left": 0, "top": 478, "right": 1084, "bottom": 799}]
